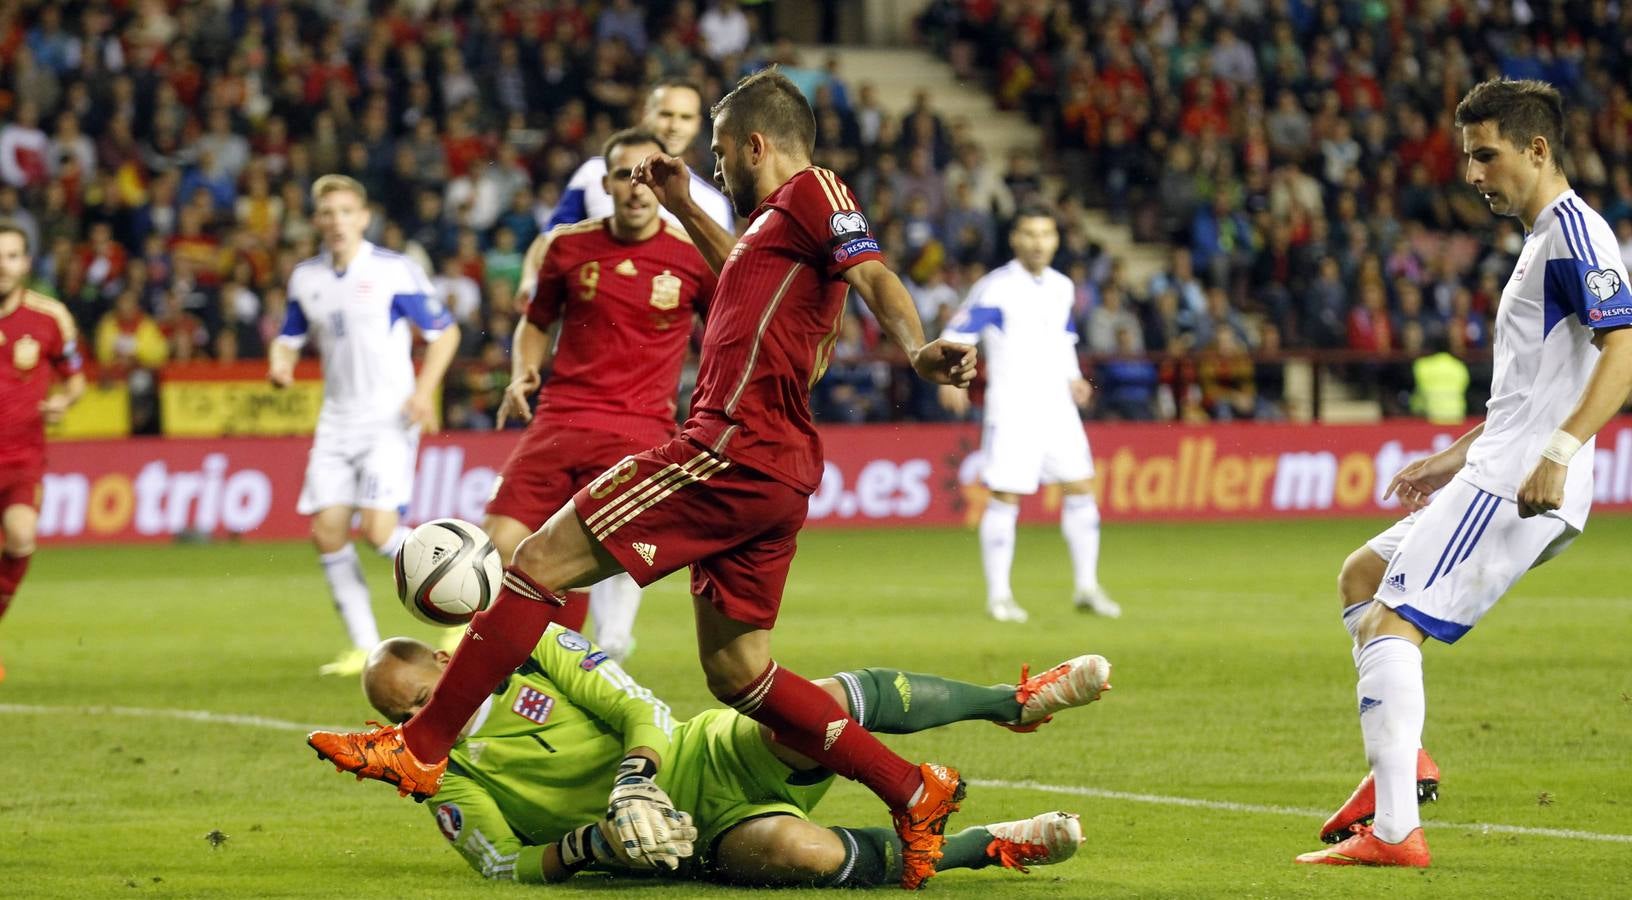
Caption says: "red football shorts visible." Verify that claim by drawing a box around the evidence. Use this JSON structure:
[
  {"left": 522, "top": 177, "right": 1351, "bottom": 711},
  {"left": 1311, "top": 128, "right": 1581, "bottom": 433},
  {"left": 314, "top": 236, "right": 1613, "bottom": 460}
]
[
  {"left": 0, "top": 460, "right": 43, "bottom": 512},
  {"left": 571, "top": 436, "right": 808, "bottom": 630},
  {"left": 487, "top": 426, "right": 654, "bottom": 530}
]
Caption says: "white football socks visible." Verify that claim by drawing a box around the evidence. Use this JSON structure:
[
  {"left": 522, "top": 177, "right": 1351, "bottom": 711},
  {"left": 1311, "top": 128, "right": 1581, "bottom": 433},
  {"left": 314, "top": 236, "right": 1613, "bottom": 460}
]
[
  {"left": 320, "top": 544, "right": 380, "bottom": 650},
  {"left": 1061, "top": 493, "right": 1102, "bottom": 593},
  {"left": 376, "top": 524, "right": 412, "bottom": 560},
  {"left": 588, "top": 572, "right": 642, "bottom": 662},
  {"left": 1355, "top": 636, "right": 1425, "bottom": 843},
  {"left": 979, "top": 497, "right": 1019, "bottom": 604},
  {"left": 1342, "top": 600, "right": 1372, "bottom": 666}
]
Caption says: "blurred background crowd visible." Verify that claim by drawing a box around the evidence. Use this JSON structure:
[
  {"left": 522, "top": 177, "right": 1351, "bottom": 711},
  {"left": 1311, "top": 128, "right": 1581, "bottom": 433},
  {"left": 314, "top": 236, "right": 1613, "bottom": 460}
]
[{"left": 3, "top": 0, "right": 1627, "bottom": 431}]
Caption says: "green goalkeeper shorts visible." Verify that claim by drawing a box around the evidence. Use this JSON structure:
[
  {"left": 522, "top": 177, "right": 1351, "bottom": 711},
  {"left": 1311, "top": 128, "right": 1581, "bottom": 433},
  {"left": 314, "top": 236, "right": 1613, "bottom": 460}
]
[{"left": 661, "top": 708, "right": 835, "bottom": 853}]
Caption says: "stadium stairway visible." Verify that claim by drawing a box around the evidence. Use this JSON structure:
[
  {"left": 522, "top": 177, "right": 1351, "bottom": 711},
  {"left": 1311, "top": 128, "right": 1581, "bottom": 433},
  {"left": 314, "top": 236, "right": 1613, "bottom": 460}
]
[{"left": 814, "top": 45, "right": 1170, "bottom": 287}]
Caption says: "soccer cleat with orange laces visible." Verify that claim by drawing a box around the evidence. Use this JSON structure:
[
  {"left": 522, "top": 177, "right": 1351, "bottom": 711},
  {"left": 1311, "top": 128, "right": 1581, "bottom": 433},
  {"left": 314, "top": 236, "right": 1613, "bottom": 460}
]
[
  {"left": 308, "top": 722, "right": 448, "bottom": 801},
  {"left": 1295, "top": 825, "right": 1431, "bottom": 867},
  {"left": 893, "top": 762, "right": 967, "bottom": 890},
  {"left": 1319, "top": 748, "right": 1440, "bottom": 843},
  {"left": 984, "top": 811, "right": 1084, "bottom": 873},
  {"left": 1002, "top": 654, "right": 1113, "bottom": 733}
]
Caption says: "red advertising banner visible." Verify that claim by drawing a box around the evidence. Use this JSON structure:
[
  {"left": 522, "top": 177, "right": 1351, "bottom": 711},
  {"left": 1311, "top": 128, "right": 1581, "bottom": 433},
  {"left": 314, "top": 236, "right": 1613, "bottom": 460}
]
[{"left": 35, "top": 420, "right": 1632, "bottom": 544}]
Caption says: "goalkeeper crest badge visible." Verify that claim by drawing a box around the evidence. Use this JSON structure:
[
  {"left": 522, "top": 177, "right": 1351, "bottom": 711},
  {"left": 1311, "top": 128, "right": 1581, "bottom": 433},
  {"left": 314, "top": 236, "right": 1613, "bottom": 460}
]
[
  {"left": 435, "top": 803, "right": 463, "bottom": 841},
  {"left": 512, "top": 685, "right": 557, "bottom": 724}
]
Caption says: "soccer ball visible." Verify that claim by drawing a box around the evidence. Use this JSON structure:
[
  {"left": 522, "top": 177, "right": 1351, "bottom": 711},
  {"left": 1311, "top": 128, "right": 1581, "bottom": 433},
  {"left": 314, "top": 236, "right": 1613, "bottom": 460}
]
[{"left": 394, "top": 518, "right": 502, "bottom": 627}]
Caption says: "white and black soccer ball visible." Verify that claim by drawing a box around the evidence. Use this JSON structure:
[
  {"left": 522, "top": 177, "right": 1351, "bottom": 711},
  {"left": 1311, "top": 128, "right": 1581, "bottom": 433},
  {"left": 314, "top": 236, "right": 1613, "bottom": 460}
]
[{"left": 394, "top": 518, "right": 502, "bottom": 627}]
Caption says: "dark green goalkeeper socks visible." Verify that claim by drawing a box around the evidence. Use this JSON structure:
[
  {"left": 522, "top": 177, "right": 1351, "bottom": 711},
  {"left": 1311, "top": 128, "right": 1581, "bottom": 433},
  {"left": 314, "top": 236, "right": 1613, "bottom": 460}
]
[
  {"left": 832, "top": 667, "right": 1022, "bottom": 733},
  {"left": 819, "top": 825, "right": 1000, "bottom": 886}
]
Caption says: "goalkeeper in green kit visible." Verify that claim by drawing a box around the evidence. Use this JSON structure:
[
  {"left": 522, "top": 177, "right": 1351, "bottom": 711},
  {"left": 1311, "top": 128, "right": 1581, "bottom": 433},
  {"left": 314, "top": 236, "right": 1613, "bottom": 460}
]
[{"left": 357, "top": 627, "right": 1111, "bottom": 886}]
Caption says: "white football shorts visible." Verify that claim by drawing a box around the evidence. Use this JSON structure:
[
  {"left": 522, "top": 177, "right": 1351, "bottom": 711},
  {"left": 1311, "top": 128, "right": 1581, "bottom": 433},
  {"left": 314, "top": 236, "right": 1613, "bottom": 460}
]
[
  {"left": 297, "top": 423, "right": 419, "bottom": 515},
  {"left": 1366, "top": 476, "right": 1578, "bottom": 643},
  {"left": 980, "top": 411, "right": 1094, "bottom": 495}
]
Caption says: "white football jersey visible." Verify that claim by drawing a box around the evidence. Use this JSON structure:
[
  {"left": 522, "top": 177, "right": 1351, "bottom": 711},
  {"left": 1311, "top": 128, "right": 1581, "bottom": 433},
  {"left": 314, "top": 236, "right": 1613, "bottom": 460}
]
[
  {"left": 942, "top": 260, "right": 1084, "bottom": 426},
  {"left": 1461, "top": 189, "right": 1632, "bottom": 528},
  {"left": 546, "top": 155, "right": 736, "bottom": 233},
  {"left": 277, "top": 242, "right": 454, "bottom": 430}
]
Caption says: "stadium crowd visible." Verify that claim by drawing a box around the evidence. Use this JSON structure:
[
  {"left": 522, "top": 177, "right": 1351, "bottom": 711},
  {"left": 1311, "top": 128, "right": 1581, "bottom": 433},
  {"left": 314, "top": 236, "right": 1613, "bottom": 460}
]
[{"left": 4, "top": 1, "right": 1623, "bottom": 429}]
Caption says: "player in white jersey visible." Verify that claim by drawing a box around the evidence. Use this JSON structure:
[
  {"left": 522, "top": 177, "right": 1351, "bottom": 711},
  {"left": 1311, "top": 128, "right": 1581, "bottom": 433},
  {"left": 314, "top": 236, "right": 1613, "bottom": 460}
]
[
  {"left": 270, "top": 175, "right": 460, "bottom": 676},
  {"left": 939, "top": 208, "right": 1117, "bottom": 624},
  {"left": 1298, "top": 79, "right": 1632, "bottom": 869},
  {"left": 545, "top": 79, "right": 734, "bottom": 233},
  {"left": 518, "top": 80, "right": 732, "bottom": 661}
]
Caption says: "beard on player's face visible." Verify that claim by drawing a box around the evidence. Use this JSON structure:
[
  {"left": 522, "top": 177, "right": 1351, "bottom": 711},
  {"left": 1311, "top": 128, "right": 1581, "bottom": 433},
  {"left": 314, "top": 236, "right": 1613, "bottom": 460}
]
[{"left": 725, "top": 153, "right": 757, "bottom": 219}]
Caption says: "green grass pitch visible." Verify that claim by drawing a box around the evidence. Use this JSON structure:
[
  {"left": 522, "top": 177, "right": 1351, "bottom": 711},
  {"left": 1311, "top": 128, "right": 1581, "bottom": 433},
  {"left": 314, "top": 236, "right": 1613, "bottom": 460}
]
[{"left": 2, "top": 517, "right": 1628, "bottom": 898}]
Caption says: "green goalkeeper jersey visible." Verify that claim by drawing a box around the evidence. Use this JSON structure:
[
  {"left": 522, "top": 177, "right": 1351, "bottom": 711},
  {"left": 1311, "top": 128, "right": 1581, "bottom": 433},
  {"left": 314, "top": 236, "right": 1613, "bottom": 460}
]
[{"left": 427, "top": 624, "right": 676, "bottom": 883}]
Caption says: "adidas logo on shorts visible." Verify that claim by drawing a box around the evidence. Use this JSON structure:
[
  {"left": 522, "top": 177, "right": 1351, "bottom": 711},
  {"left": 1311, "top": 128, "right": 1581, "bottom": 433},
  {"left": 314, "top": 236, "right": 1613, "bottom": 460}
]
[
  {"left": 632, "top": 542, "right": 657, "bottom": 565},
  {"left": 1386, "top": 572, "right": 1407, "bottom": 592}
]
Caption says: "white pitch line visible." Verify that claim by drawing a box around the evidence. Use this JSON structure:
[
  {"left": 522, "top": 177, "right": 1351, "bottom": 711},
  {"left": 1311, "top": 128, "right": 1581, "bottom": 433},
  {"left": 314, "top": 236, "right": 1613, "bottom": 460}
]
[
  {"left": 978, "top": 778, "right": 1632, "bottom": 844},
  {"left": 0, "top": 702, "right": 341, "bottom": 734},
  {"left": 4, "top": 704, "right": 1629, "bottom": 845}
]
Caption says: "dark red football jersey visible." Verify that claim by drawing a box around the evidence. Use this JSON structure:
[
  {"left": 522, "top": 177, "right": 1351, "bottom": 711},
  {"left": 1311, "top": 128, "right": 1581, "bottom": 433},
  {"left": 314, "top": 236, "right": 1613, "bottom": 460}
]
[
  {"left": 525, "top": 218, "right": 715, "bottom": 445},
  {"left": 682, "top": 166, "right": 884, "bottom": 493},
  {"left": 0, "top": 290, "right": 82, "bottom": 468}
]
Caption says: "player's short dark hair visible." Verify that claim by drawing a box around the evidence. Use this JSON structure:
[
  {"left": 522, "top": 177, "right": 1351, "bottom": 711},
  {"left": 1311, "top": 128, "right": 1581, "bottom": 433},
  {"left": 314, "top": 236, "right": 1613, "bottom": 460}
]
[
  {"left": 648, "top": 77, "right": 704, "bottom": 106},
  {"left": 1011, "top": 204, "right": 1058, "bottom": 230},
  {"left": 602, "top": 128, "right": 665, "bottom": 165},
  {"left": 0, "top": 220, "right": 28, "bottom": 254},
  {"left": 1455, "top": 78, "right": 1566, "bottom": 172},
  {"left": 711, "top": 67, "right": 816, "bottom": 156}
]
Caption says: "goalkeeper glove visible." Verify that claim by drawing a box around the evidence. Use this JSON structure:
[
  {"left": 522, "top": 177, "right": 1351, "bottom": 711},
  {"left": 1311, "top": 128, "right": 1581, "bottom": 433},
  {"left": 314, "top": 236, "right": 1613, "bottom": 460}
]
[{"left": 606, "top": 756, "right": 694, "bottom": 871}]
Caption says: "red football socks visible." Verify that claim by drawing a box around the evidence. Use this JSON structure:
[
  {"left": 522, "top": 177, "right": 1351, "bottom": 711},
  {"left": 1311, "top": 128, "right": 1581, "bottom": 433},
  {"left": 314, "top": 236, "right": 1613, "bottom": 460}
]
[
  {"left": 0, "top": 552, "right": 30, "bottom": 621},
  {"left": 724, "top": 660, "right": 922, "bottom": 810},
  {"left": 403, "top": 567, "right": 564, "bottom": 761},
  {"left": 556, "top": 591, "right": 590, "bottom": 632}
]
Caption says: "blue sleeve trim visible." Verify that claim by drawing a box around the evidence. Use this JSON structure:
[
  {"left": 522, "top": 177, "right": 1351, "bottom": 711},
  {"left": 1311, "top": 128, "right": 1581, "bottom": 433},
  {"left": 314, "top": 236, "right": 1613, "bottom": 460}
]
[
  {"left": 953, "top": 305, "right": 1003, "bottom": 333},
  {"left": 1560, "top": 201, "right": 1599, "bottom": 267},
  {"left": 280, "top": 299, "right": 309, "bottom": 337},
  {"left": 390, "top": 292, "right": 455, "bottom": 332},
  {"left": 1545, "top": 257, "right": 1632, "bottom": 333},
  {"left": 547, "top": 188, "right": 588, "bottom": 229}
]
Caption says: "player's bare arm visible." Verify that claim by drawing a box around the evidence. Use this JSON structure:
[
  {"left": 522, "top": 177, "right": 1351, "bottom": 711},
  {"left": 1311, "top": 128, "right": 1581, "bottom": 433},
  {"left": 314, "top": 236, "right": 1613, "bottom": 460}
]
[
  {"left": 39, "top": 371, "right": 85, "bottom": 423},
  {"left": 844, "top": 259, "right": 977, "bottom": 387},
  {"left": 1517, "top": 325, "right": 1632, "bottom": 518},
  {"left": 267, "top": 339, "right": 299, "bottom": 388},
  {"left": 516, "top": 233, "right": 553, "bottom": 302},
  {"left": 405, "top": 324, "right": 461, "bottom": 434},
  {"left": 631, "top": 151, "right": 734, "bottom": 273},
  {"left": 496, "top": 320, "right": 552, "bottom": 428},
  {"left": 1070, "top": 378, "right": 1093, "bottom": 408},
  {"left": 1384, "top": 422, "right": 1485, "bottom": 512}
]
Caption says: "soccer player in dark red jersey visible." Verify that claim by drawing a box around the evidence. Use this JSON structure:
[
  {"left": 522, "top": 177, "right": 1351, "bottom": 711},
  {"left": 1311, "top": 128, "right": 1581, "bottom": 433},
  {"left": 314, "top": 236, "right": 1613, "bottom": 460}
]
[
  {"left": 0, "top": 222, "right": 85, "bottom": 682},
  {"left": 482, "top": 128, "right": 715, "bottom": 645},
  {"left": 310, "top": 70, "right": 978, "bottom": 890}
]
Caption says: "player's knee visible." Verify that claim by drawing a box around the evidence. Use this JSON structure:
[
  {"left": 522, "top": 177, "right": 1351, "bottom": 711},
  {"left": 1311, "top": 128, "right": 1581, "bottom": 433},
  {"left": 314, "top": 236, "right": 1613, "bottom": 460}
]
[
  {"left": 1337, "top": 548, "right": 1384, "bottom": 609},
  {"left": 763, "top": 823, "right": 846, "bottom": 881},
  {"left": 309, "top": 520, "right": 347, "bottom": 554}
]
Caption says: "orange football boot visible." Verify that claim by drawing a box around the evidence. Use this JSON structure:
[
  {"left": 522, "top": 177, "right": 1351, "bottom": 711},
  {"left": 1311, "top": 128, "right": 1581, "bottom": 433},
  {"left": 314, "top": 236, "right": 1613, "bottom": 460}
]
[
  {"left": 308, "top": 722, "right": 447, "bottom": 801},
  {"left": 893, "top": 763, "right": 967, "bottom": 890},
  {"left": 1002, "top": 654, "right": 1113, "bottom": 733},
  {"left": 1319, "top": 748, "right": 1440, "bottom": 843},
  {"left": 1296, "top": 825, "right": 1431, "bottom": 867}
]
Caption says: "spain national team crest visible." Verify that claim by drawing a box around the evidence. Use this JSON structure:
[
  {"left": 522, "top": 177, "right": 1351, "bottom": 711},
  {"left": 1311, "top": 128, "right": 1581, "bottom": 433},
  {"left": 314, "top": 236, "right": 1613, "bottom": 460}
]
[
  {"left": 511, "top": 685, "right": 556, "bottom": 724},
  {"left": 12, "top": 335, "right": 40, "bottom": 371},
  {"left": 649, "top": 271, "right": 681, "bottom": 310}
]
